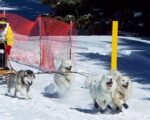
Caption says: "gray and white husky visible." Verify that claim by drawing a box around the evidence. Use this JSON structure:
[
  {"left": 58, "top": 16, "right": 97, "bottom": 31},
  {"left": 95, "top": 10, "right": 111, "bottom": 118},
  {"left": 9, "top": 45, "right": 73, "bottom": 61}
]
[{"left": 5, "top": 70, "right": 35, "bottom": 99}]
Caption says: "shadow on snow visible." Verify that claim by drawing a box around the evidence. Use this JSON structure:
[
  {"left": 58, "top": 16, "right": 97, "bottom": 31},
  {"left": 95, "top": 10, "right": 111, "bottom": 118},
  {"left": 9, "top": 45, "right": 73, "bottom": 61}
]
[{"left": 78, "top": 38, "right": 150, "bottom": 84}]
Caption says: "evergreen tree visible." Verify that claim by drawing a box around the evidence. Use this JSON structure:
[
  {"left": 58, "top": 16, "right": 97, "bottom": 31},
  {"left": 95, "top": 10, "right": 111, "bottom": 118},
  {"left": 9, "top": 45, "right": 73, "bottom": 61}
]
[{"left": 41, "top": 0, "right": 150, "bottom": 36}]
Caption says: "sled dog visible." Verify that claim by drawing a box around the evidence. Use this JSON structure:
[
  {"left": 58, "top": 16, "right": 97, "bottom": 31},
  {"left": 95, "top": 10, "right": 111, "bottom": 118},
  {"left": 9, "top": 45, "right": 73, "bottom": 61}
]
[
  {"left": 89, "top": 73, "right": 117, "bottom": 113},
  {"left": 6, "top": 70, "right": 35, "bottom": 99},
  {"left": 54, "top": 59, "right": 74, "bottom": 96},
  {"left": 107, "top": 70, "right": 132, "bottom": 112},
  {"left": 112, "top": 71, "right": 132, "bottom": 112}
]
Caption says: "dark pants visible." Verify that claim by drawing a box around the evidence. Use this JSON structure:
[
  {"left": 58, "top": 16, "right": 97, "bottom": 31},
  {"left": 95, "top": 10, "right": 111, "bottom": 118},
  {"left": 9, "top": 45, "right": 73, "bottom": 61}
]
[{"left": 0, "top": 43, "right": 6, "bottom": 68}]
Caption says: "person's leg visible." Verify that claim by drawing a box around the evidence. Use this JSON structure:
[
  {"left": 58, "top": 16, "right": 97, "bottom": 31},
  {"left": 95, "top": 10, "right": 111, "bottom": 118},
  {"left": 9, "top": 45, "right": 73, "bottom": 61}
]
[
  {"left": 0, "top": 43, "right": 5, "bottom": 68},
  {"left": 4, "top": 52, "right": 10, "bottom": 70}
]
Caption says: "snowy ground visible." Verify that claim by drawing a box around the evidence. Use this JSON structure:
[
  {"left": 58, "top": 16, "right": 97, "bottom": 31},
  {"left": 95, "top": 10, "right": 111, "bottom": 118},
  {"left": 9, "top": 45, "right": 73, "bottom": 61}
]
[{"left": 0, "top": 36, "right": 150, "bottom": 120}]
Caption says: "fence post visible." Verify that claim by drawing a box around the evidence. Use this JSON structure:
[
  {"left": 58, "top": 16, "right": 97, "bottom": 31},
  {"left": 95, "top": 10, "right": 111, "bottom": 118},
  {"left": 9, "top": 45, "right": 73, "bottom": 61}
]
[
  {"left": 69, "top": 20, "right": 73, "bottom": 60},
  {"left": 39, "top": 15, "right": 42, "bottom": 68}
]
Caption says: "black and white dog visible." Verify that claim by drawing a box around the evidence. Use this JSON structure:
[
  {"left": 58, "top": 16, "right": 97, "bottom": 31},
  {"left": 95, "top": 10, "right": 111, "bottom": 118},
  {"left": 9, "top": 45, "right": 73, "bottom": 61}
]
[{"left": 6, "top": 70, "right": 35, "bottom": 99}]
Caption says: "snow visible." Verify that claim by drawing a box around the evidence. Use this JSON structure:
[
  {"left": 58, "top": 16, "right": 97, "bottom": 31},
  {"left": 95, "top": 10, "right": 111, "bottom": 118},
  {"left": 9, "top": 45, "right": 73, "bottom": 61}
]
[
  {"left": 0, "top": 7, "right": 17, "bottom": 10},
  {"left": 0, "top": 36, "right": 150, "bottom": 120},
  {"left": 120, "top": 36, "right": 150, "bottom": 44}
]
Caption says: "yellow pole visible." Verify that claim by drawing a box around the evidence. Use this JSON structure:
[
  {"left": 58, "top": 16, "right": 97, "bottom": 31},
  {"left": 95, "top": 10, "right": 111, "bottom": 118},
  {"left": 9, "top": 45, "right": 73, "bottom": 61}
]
[{"left": 111, "top": 21, "right": 118, "bottom": 70}]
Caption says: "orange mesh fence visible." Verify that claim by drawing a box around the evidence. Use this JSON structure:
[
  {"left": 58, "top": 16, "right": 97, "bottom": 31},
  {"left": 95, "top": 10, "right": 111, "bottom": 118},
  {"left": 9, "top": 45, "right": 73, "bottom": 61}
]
[
  {"left": 0, "top": 13, "right": 74, "bottom": 71},
  {"left": 38, "top": 16, "right": 72, "bottom": 71},
  {"left": 11, "top": 35, "right": 41, "bottom": 68}
]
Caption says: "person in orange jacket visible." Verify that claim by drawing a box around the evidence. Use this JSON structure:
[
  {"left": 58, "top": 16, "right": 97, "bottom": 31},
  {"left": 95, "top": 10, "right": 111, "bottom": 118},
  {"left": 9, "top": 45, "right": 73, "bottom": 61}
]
[{"left": 0, "top": 17, "right": 14, "bottom": 69}]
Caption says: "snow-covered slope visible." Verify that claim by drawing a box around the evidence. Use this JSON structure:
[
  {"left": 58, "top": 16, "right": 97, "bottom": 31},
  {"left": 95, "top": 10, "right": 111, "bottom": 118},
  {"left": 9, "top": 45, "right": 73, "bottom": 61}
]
[{"left": 0, "top": 36, "right": 150, "bottom": 120}]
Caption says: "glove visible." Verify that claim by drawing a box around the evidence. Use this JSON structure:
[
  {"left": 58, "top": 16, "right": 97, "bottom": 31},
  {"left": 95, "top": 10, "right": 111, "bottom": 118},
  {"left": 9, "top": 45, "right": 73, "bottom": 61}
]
[{"left": 5, "top": 45, "right": 12, "bottom": 55}]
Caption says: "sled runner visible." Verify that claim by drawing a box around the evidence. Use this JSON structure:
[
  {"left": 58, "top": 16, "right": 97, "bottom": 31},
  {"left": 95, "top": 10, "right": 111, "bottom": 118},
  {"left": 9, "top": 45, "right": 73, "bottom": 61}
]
[{"left": 0, "top": 69, "right": 16, "bottom": 76}]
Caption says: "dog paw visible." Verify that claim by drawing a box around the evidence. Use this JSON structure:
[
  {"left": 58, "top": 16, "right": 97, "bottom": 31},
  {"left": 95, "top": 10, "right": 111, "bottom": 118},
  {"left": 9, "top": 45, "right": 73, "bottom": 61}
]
[
  {"left": 20, "top": 96, "right": 29, "bottom": 100},
  {"left": 11, "top": 96, "right": 17, "bottom": 98},
  {"left": 5, "top": 93, "right": 14, "bottom": 98},
  {"left": 94, "top": 101, "right": 99, "bottom": 108},
  {"left": 116, "top": 107, "right": 122, "bottom": 113},
  {"left": 25, "top": 97, "right": 30, "bottom": 100},
  {"left": 123, "top": 103, "right": 129, "bottom": 109},
  {"left": 107, "top": 105, "right": 112, "bottom": 110},
  {"left": 5, "top": 93, "right": 10, "bottom": 96},
  {"left": 100, "top": 109, "right": 107, "bottom": 114}
]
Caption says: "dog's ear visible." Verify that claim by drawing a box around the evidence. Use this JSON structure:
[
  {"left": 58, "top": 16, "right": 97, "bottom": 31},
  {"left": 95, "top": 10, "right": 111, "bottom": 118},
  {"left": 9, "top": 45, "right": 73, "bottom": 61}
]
[
  {"left": 117, "top": 75, "right": 122, "bottom": 81},
  {"left": 113, "top": 74, "right": 119, "bottom": 81},
  {"left": 24, "top": 71, "right": 28, "bottom": 76},
  {"left": 125, "top": 76, "right": 130, "bottom": 80},
  {"left": 26, "top": 70, "right": 33, "bottom": 74},
  {"left": 124, "top": 76, "right": 130, "bottom": 82},
  {"left": 18, "top": 70, "right": 26, "bottom": 80}
]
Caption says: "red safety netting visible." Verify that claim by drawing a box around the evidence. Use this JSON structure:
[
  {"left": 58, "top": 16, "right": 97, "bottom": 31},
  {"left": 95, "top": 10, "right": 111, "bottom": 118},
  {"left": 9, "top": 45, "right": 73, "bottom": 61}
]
[
  {"left": 0, "top": 13, "right": 75, "bottom": 71},
  {"left": 0, "top": 13, "right": 35, "bottom": 35}
]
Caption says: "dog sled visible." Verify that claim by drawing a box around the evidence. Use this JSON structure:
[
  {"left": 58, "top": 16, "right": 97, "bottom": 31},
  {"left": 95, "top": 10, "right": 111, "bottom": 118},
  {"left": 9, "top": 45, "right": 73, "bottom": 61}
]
[{"left": 0, "top": 68, "right": 16, "bottom": 76}]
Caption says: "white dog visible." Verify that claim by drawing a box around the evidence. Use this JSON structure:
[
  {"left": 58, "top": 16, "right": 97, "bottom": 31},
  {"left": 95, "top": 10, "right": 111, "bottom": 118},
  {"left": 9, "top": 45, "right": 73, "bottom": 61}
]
[
  {"left": 89, "top": 73, "right": 117, "bottom": 113},
  {"left": 54, "top": 59, "right": 74, "bottom": 96},
  {"left": 113, "top": 73, "right": 132, "bottom": 112},
  {"left": 107, "top": 70, "right": 132, "bottom": 112}
]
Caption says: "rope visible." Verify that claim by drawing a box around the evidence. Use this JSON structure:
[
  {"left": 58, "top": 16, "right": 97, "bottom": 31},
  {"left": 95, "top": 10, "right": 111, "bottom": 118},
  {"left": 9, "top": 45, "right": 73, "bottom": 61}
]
[
  {"left": 69, "top": 71, "right": 95, "bottom": 77},
  {"left": 35, "top": 71, "right": 96, "bottom": 77}
]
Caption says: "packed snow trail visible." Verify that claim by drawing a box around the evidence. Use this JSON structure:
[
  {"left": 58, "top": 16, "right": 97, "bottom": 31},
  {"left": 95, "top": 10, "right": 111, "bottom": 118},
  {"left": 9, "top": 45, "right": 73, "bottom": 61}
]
[{"left": 0, "top": 36, "right": 150, "bottom": 120}]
